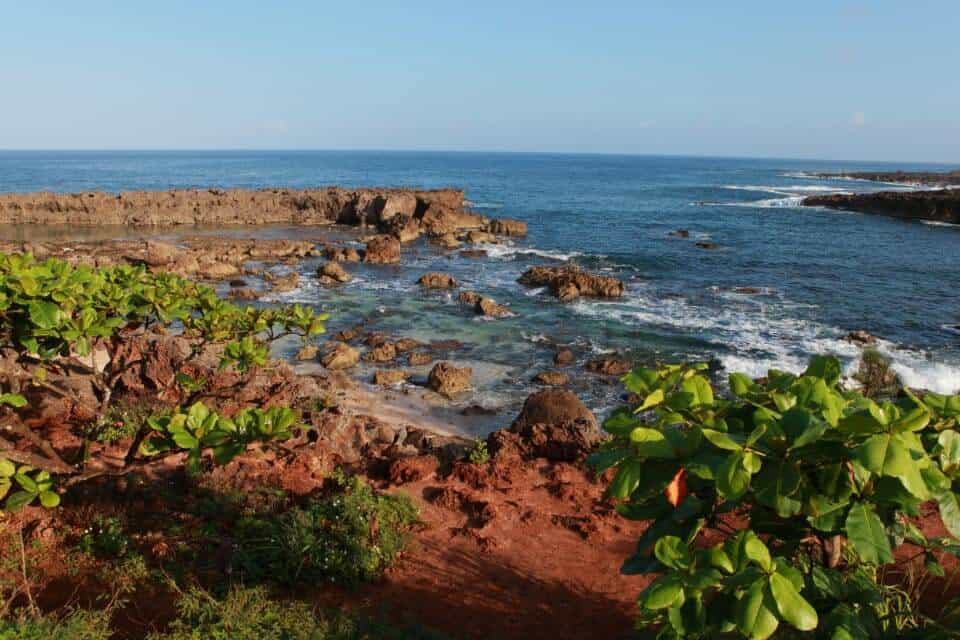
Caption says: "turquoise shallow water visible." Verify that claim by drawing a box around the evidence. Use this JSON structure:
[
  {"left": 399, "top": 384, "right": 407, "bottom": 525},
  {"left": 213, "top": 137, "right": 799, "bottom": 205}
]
[{"left": 1, "top": 151, "right": 958, "bottom": 432}]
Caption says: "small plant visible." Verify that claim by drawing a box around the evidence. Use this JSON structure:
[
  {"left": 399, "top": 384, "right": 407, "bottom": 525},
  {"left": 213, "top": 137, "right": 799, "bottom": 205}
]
[
  {"left": 467, "top": 439, "right": 490, "bottom": 465},
  {"left": 232, "top": 473, "right": 418, "bottom": 587},
  {"left": 78, "top": 516, "right": 130, "bottom": 559},
  {"left": 85, "top": 397, "right": 161, "bottom": 445},
  {"left": 853, "top": 348, "right": 902, "bottom": 398}
]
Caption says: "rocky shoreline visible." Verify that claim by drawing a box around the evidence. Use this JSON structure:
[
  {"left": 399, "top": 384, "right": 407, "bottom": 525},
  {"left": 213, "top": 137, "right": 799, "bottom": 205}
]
[
  {"left": 811, "top": 169, "right": 960, "bottom": 186},
  {"left": 803, "top": 188, "right": 960, "bottom": 224}
]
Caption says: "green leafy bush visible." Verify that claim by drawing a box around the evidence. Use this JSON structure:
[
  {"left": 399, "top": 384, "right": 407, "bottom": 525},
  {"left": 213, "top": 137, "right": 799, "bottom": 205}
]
[
  {"left": 78, "top": 516, "right": 130, "bottom": 559},
  {"left": 593, "top": 357, "right": 960, "bottom": 638},
  {"left": 232, "top": 474, "right": 418, "bottom": 587},
  {"left": 0, "top": 252, "right": 327, "bottom": 510},
  {"left": 467, "top": 439, "right": 490, "bottom": 465}
]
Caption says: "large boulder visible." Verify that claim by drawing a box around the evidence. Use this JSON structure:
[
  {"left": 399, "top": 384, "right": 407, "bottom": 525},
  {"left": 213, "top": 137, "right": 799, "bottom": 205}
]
[
  {"left": 504, "top": 389, "right": 602, "bottom": 461},
  {"left": 418, "top": 272, "right": 460, "bottom": 289},
  {"left": 363, "top": 235, "right": 401, "bottom": 264},
  {"left": 427, "top": 362, "right": 472, "bottom": 397},
  {"left": 518, "top": 266, "right": 624, "bottom": 301}
]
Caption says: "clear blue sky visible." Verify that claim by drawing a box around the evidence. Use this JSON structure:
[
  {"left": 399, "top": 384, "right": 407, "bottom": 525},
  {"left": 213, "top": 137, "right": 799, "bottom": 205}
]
[{"left": 1, "top": 1, "right": 958, "bottom": 161}]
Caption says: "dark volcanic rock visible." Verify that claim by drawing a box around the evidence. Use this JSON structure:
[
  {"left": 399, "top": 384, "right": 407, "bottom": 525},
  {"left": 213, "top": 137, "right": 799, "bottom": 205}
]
[
  {"left": 812, "top": 170, "right": 960, "bottom": 187},
  {"left": 804, "top": 189, "right": 960, "bottom": 225}
]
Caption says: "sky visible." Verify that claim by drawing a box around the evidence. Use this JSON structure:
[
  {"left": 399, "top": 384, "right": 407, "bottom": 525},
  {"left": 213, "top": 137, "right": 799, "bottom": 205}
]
[{"left": 0, "top": 1, "right": 958, "bottom": 162}]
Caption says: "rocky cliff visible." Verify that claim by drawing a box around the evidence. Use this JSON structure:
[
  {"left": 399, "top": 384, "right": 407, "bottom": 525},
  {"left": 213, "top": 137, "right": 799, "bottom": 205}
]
[
  {"left": 0, "top": 187, "right": 465, "bottom": 227},
  {"left": 803, "top": 189, "right": 960, "bottom": 224}
]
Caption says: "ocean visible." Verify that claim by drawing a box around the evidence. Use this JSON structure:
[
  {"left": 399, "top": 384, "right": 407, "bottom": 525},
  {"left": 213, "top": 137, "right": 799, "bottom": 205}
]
[{"left": 1, "top": 150, "right": 958, "bottom": 431}]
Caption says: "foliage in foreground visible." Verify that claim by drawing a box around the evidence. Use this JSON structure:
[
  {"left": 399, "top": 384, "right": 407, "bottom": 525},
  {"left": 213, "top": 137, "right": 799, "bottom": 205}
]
[
  {"left": 594, "top": 356, "right": 960, "bottom": 639},
  {"left": 0, "top": 252, "right": 328, "bottom": 510},
  {"left": 232, "top": 473, "right": 419, "bottom": 587},
  {"left": 151, "top": 585, "right": 446, "bottom": 640}
]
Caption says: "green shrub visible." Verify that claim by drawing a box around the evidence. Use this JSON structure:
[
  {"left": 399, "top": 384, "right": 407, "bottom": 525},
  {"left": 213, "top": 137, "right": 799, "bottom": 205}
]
[
  {"left": 150, "top": 585, "right": 446, "bottom": 640},
  {"left": 233, "top": 474, "right": 418, "bottom": 587},
  {"left": 853, "top": 348, "right": 902, "bottom": 398},
  {"left": 467, "top": 439, "right": 490, "bottom": 465},
  {"left": 0, "top": 610, "right": 112, "bottom": 640},
  {"left": 594, "top": 356, "right": 960, "bottom": 639},
  {"left": 78, "top": 516, "right": 130, "bottom": 559}
]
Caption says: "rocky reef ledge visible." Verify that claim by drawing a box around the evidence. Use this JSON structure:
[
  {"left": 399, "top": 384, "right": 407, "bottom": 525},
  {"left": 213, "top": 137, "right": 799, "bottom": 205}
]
[
  {"left": 803, "top": 189, "right": 960, "bottom": 225},
  {"left": 0, "top": 187, "right": 483, "bottom": 230},
  {"left": 811, "top": 170, "right": 960, "bottom": 187}
]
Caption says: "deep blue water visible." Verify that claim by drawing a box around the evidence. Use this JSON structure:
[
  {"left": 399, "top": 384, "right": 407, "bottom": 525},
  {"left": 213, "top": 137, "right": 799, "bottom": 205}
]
[{"left": 1, "top": 151, "right": 958, "bottom": 428}]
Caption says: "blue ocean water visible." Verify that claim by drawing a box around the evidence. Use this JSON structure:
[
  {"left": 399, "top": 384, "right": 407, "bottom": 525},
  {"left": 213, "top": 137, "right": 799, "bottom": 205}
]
[{"left": 1, "top": 151, "right": 958, "bottom": 427}]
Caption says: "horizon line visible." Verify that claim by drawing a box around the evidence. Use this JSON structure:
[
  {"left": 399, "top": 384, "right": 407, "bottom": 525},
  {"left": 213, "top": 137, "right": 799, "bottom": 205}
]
[{"left": 0, "top": 148, "right": 957, "bottom": 167}]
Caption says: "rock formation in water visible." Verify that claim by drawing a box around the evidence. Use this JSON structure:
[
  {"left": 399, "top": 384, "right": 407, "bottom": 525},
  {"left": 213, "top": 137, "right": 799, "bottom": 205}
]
[{"left": 803, "top": 189, "right": 960, "bottom": 225}]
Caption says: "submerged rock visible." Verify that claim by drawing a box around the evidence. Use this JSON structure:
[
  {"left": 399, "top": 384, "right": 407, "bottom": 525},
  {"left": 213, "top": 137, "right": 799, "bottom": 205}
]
[
  {"left": 554, "top": 348, "right": 574, "bottom": 365},
  {"left": 363, "top": 341, "right": 398, "bottom": 363},
  {"left": 270, "top": 271, "right": 300, "bottom": 292},
  {"left": 296, "top": 344, "right": 319, "bottom": 361},
  {"left": 844, "top": 330, "right": 878, "bottom": 346},
  {"left": 533, "top": 371, "right": 569, "bottom": 386}
]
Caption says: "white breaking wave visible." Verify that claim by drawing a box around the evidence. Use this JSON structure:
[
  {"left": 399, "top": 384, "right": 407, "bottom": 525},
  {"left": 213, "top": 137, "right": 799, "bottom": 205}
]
[
  {"left": 724, "top": 184, "right": 849, "bottom": 194},
  {"left": 922, "top": 220, "right": 960, "bottom": 228},
  {"left": 568, "top": 287, "right": 960, "bottom": 394},
  {"left": 473, "top": 242, "right": 585, "bottom": 262}
]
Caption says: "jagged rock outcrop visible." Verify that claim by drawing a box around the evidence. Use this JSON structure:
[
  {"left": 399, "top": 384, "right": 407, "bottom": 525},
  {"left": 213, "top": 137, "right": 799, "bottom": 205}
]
[
  {"left": 518, "top": 266, "right": 625, "bottom": 301},
  {"left": 363, "top": 235, "right": 402, "bottom": 264},
  {"left": 458, "top": 291, "right": 512, "bottom": 318},
  {"left": 489, "top": 389, "right": 602, "bottom": 462},
  {"left": 487, "top": 218, "right": 528, "bottom": 236}
]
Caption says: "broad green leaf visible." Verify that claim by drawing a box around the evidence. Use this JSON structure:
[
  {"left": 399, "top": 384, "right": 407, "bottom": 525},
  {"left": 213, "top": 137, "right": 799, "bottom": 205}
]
[
  {"left": 701, "top": 429, "right": 743, "bottom": 451},
  {"left": 682, "top": 375, "right": 714, "bottom": 407},
  {"left": 654, "top": 536, "right": 692, "bottom": 570},
  {"left": 602, "top": 407, "right": 642, "bottom": 436},
  {"left": 938, "top": 430, "right": 960, "bottom": 474},
  {"left": 0, "top": 459, "right": 15, "bottom": 477},
  {"left": 891, "top": 406, "right": 930, "bottom": 433},
  {"left": 706, "top": 546, "right": 734, "bottom": 573},
  {"left": 736, "top": 579, "right": 780, "bottom": 640},
  {"left": 769, "top": 572, "right": 818, "bottom": 631},
  {"left": 638, "top": 388, "right": 665, "bottom": 411},
  {"left": 0, "top": 394, "right": 27, "bottom": 408},
  {"left": 717, "top": 451, "right": 751, "bottom": 499},
  {"left": 845, "top": 502, "right": 893, "bottom": 564},
  {"left": 640, "top": 574, "right": 685, "bottom": 610},
  {"left": 607, "top": 458, "right": 643, "bottom": 499},
  {"left": 744, "top": 535, "right": 772, "bottom": 572},
  {"left": 38, "top": 490, "right": 60, "bottom": 508},
  {"left": 629, "top": 428, "right": 676, "bottom": 458},
  {"left": 854, "top": 432, "right": 911, "bottom": 478},
  {"left": 5, "top": 490, "right": 36, "bottom": 512},
  {"left": 14, "top": 473, "right": 38, "bottom": 493},
  {"left": 936, "top": 489, "right": 960, "bottom": 539},
  {"left": 729, "top": 372, "right": 753, "bottom": 397},
  {"left": 804, "top": 355, "right": 841, "bottom": 386},
  {"left": 28, "top": 300, "right": 61, "bottom": 330}
]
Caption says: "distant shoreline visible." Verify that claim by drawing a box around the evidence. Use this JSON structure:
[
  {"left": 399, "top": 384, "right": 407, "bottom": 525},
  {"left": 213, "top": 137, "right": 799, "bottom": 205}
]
[{"left": 810, "top": 169, "right": 960, "bottom": 187}]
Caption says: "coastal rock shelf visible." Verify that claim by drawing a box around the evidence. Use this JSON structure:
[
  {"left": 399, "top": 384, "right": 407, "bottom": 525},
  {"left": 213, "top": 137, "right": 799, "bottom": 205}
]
[
  {"left": 0, "top": 186, "right": 465, "bottom": 227},
  {"left": 803, "top": 189, "right": 960, "bottom": 225},
  {"left": 812, "top": 170, "right": 960, "bottom": 187}
]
